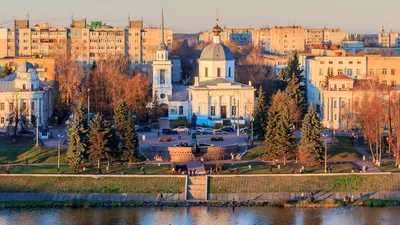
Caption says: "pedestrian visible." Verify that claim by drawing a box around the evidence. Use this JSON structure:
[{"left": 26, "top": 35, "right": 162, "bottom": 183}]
[
  {"left": 160, "top": 193, "right": 164, "bottom": 201},
  {"left": 98, "top": 168, "right": 102, "bottom": 174},
  {"left": 200, "top": 157, "right": 204, "bottom": 165},
  {"left": 292, "top": 167, "right": 295, "bottom": 174},
  {"left": 258, "top": 153, "right": 262, "bottom": 161},
  {"left": 189, "top": 169, "right": 192, "bottom": 176},
  {"left": 193, "top": 168, "right": 196, "bottom": 176},
  {"left": 301, "top": 166, "right": 305, "bottom": 173},
  {"left": 363, "top": 155, "right": 366, "bottom": 161},
  {"left": 210, "top": 167, "right": 213, "bottom": 174},
  {"left": 172, "top": 167, "right": 176, "bottom": 175},
  {"left": 141, "top": 166, "right": 146, "bottom": 175},
  {"left": 57, "top": 167, "right": 60, "bottom": 174},
  {"left": 158, "top": 194, "right": 161, "bottom": 201},
  {"left": 178, "top": 168, "right": 181, "bottom": 174},
  {"left": 6, "top": 165, "right": 10, "bottom": 174},
  {"left": 25, "top": 158, "right": 28, "bottom": 165},
  {"left": 350, "top": 194, "right": 354, "bottom": 204},
  {"left": 365, "top": 165, "right": 368, "bottom": 172}
]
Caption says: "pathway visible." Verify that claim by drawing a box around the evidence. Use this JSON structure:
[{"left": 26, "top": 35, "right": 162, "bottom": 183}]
[
  {"left": 353, "top": 147, "right": 382, "bottom": 172},
  {"left": 186, "top": 161, "right": 207, "bottom": 200}
]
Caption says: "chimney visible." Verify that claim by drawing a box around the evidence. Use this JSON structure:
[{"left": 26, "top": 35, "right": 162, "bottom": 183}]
[
  {"left": 248, "top": 80, "right": 252, "bottom": 86},
  {"left": 194, "top": 77, "right": 199, "bottom": 87}
]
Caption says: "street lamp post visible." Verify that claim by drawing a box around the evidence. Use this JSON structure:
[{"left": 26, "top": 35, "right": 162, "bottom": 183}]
[
  {"left": 323, "top": 134, "right": 328, "bottom": 173},
  {"left": 87, "top": 88, "right": 91, "bottom": 125},
  {"left": 57, "top": 134, "right": 63, "bottom": 173}
]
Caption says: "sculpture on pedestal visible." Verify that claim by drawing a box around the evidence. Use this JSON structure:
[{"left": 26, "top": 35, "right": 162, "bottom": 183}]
[{"left": 189, "top": 113, "right": 197, "bottom": 147}]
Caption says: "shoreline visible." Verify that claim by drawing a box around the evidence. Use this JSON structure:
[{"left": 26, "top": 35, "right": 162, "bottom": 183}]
[{"left": 1, "top": 199, "right": 400, "bottom": 209}]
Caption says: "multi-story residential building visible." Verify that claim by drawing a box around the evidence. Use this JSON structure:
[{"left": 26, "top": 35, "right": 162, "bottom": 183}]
[
  {"left": 305, "top": 28, "right": 347, "bottom": 46},
  {"left": 269, "top": 26, "right": 305, "bottom": 54},
  {"left": 378, "top": 27, "right": 400, "bottom": 47},
  {"left": 251, "top": 28, "right": 271, "bottom": 52},
  {"left": 0, "top": 19, "right": 173, "bottom": 69},
  {"left": 0, "top": 62, "right": 53, "bottom": 129},
  {"left": 0, "top": 56, "right": 56, "bottom": 82},
  {"left": 199, "top": 28, "right": 252, "bottom": 46},
  {"left": 366, "top": 55, "right": 400, "bottom": 88}
]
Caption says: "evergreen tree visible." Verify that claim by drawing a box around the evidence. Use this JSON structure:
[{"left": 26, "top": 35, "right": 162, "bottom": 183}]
[
  {"left": 113, "top": 101, "right": 139, "bottom": 165},
  {"left": 150, "top": 91, "right": 163, "bottom": 121},
  {"left": 265, "top": 91, "right": 295, "bottom": 164},
  {"left": 88, "top": 113, "right": 113, "bottom": 168},
  {"left": 122, "top": 111, "right": 139, "bottom": 165},
  {"left": 1, "top": 64, "right": 13, "bottom": 78},
  {"left": 323, "top": 67, "right": 334, "bottom": 87},
  {"left": 284, "top": 74, "right": 305, "bottom": 125},
  {"left": 253, "top": 86, "right": 268, "bottom": 139},
  {"left": 299, "top": 102, "right": 324, "bottom": 166},
  {"left": 275, "top": 107, "right": 295, "bottom": 165},
  {"left": 67, "top": 102, "right": 88, "bottom": 173}
]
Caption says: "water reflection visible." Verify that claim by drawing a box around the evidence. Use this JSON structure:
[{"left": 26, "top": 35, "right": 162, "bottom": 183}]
[{"left": 1, "top": 206, "right": 399, "bottom": 225}]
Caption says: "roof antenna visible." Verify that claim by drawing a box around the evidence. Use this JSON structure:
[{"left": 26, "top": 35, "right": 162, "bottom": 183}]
[
  {"left": 161, "top": 0, "right": 164, "bottom": 44},
  {"left": 216, "top": 3, "right": 219, "bottom": 25}
]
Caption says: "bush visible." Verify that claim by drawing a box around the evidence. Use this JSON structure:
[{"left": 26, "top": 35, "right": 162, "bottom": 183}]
[
  {"left": 158, "top": 137, "right": 172, "bottom": 142},
  {"left": 171, "top": 117, "right": 189, "bottom": 128}
]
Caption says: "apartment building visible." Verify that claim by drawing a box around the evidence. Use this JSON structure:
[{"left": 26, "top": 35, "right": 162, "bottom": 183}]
[
  {"left": 0, "top": 56, "right": 56, "bottom": 81},
  {"left": 305, "top": 28, "right": 347, "bottom": 46},
  {"left": 0, "top": 19, "right": 173, "bottom": 68},
  {"left": 269, "top": 26, "right": 305, "bottom": 54},
  {"left": 199, "top": 28, "right": 251, "bottom": 46},
  {"left": 367, "top": 55, "right": 400, "bottom": 88},
  {"left": 378, "top": 27, "right": 400, "bottom": 47}
]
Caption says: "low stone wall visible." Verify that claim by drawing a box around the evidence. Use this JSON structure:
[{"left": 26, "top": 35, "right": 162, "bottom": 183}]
[
  {"left": 0, "top": 193, "right": 185, "bottom": 202},
  {"left": 168, "top": 147, "right": 195, "bottom": 162},
  {"left": 208, "top": 192, "right": 400, "bottom": 201}
]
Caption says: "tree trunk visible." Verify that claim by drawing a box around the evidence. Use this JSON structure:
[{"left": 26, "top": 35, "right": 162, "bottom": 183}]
[
  {"left": 129, "top": 158, "right": 132, "bottom": 167},
  {"left": 283, "top": 156, "right": 286, "bottom": 165},
  {"left": 97, "top": 159, "right": 100, "bottom": 168}
]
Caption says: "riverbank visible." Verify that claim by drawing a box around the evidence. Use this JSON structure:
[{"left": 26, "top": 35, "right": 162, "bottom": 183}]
[{"left": 1, "top": 199, "right": 400, "bottom": 209}]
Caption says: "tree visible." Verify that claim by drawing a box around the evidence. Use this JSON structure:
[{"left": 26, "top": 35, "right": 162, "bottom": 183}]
[
  {"left": 150, "top": 91, "right": 163, "bottom": 121},
  {"left": 278, "top": 53, "right": 304, "bottom": 85},
  {"left": 388, "top": 92, "right": 400, "bottom": 167},
  {"left": 66, "top": 102, "right": 88, "bottom": 172},
  {"left": 113, "top": 102, "right": 139, "bottom": 165},
  {"left": 253, "top": 86, "right": 268, "bottom": 139},
  {"left": 323, "top": 67, "right": 334, "bottom": 87},
  {"left": 88, "top": 113, "right": 113, "bottom": 168},
  {"left": 284, "top": 74, "right": 304, "bottom": 125},
  {"left": 265, "top": 91, "right": 296, "bottom": 164},
  {"left": 1, "top": 64, "right": 13, "bottom": 78},
  {"left": 299, "top": 102, "right": 324, "bottom": 166}
]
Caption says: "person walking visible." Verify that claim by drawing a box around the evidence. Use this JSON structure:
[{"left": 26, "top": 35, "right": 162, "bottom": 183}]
[
  {"left": 193, "top": 168, "right": 196, "bottom": 176},
  {"left": 200, "top": 157, "right": 204, "bottom": 165},
  {"left": 6, "top": 165, "right": 10, "bottom": 174}
]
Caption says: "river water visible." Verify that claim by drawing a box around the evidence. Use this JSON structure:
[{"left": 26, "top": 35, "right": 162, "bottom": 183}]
[{"left": 1, "top": 207, "right": 400, "bottom": 225}]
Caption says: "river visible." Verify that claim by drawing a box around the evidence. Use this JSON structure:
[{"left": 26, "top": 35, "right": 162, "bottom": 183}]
[{"left": 1, "top": 207, "right": 400, "bottom": 225}]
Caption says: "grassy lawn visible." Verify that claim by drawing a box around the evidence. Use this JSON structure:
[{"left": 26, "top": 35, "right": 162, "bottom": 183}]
[
  {"left": 335, "top": 136, "right": 354, "bottom": 147},
  {"left": 0, "top": 136, "right": 66, "bottom": 164},
  {"left": 241, "top": 145, "right": 266, "bottom": 160},
  {"left": 328, "top": 146, "right": 362, "bottom": 161},
  {"left": 209, "top": 174, "right": 400, "bottom": 193},
  {"left": 0, "top": 164, "right": 171, "bottom": 175},
  {"left": 378, "top": 161, "right": 400, "bottom": 173},
  {"left": 0, "top": 176, "right": 185, "bottom": 194},
  {"left": 205, "top": 161, "right": 359, "bottom": 175}
]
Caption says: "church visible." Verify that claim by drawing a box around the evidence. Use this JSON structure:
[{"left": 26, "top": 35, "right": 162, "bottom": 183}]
[{"left": 152, "top": 10, "right": 255, "bottom": 126}]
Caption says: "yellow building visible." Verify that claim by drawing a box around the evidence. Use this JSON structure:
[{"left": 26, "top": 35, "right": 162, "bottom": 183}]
[
  {"left": 0, "top": 56, "right": 56, "bottom": 81},
  {"left": 367, "top": 55, "right": 400, "bottom": 88}
]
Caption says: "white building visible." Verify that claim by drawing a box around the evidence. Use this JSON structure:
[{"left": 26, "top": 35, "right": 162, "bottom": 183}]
[
  {"left": 152, "top": 12, "right": 255, "bottom": 126},
  {"left": 0, "top": 62, "right": 53, "bottom": 131}
]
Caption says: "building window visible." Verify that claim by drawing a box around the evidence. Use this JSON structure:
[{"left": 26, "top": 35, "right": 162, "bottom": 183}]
[
  {"left": 334, "top": 114, "right": 337, "bottom": 120},
  {"left": 339, "top": 61, "right": 343, "bottom": 64},
  {"left": 329, "top": 61, "right": 333, "bottom": 64},
  {"left": 160, "top": 69, "right": 165, "bottom": 84},
  {"left": 357, "top": 61, "right": 362, "bottom": 64},
  {"left": 347, "top": 69, "right": 352, "bottom": 75},
  {"left": 334, "top": 101, "right": 337, "bottom": 108},
  {"left": 22, "top": 102, "right": 27, "bottom": 111},
  {"left": 369, "top": 69, "right": 374, "bottom": 75},
  {"left": 391, "top": 69, "right": 396, "bottom": 75},
  {"left": 320, "top": 61, "right": 325, "bottom": 64},
  {"left": 349, "top": 61, "right": 353, "bottom": 64},
  {"left": 205, "top": 67, "right": 208, "bottom": 77},
  {"left": 179, "top": 106, "right": 183, "bottom": 115},
  {"left": 356, "top": 69, "right": 361, "bottom": 75},
  {"left": 0, "top": 103, "right": 4, "bottom": 111},
  {"left": 338, "top": 69, "right": 343, "bottom": 74},
  {"left": 232, "top": 106, "right": 236, "bottom": 116},
  {"left": 217, "top": 68, "right": 221, "bottom": 77},
  {"left": 31, "top": 102, "right": 35, "bottom": 110},
  {"left": 382, "top": 68, "right": 387, "bottom": 75},
  {"left": 0, "top": 117, "right": 4, "bottom": 124},
  {"left": 382, "top": 80, "right": 387, "bottom": 85},
  {"left": 23, "top": 84, "right": 26, "bottom": 90},
  {"left": 319, "top": 69, "right": 323, "bottom": 76},
  {"left": 228, "top": 67, "right": 231, "bottom": 77},
  {"left": 9, "top": 103, "right": 13, "bottom": 110},
  {"left": 342, "top": 84, "right": 345, "bottom": 89},
  {"left": 211, "top": 106, "right": 216, "bottom": 116},
  {"left": 391, "top": 81, "right": 397, "bottom": 87}
]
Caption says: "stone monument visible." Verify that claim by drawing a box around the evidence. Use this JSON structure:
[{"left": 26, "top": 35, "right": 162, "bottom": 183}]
[{"left": 189, "top": 113, "right": 197, "bottom": 147}]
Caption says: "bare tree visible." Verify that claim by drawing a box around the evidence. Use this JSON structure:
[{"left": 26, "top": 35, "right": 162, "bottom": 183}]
[{"left": 6, "top": 92, "right": 29, "bottom": 138}]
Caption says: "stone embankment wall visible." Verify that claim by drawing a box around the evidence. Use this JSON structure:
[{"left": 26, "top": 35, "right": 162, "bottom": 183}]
[{"left": 207, "top": 173, "right": 400, "bottom": 201}]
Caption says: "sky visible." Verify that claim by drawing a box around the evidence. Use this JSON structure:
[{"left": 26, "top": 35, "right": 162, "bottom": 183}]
[{"left": 0, "top": 0, "right": 399, "bottom": 33}]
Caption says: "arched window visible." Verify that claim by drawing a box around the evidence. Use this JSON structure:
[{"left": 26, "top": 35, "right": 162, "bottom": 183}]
[{"left": 160, "top": 69, "right": 165, "bottom": 84}]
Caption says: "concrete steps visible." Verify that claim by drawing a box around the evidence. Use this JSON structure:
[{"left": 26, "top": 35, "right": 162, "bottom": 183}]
[{"left": 187, "top": 176, "right": 207, "bottom": 200}]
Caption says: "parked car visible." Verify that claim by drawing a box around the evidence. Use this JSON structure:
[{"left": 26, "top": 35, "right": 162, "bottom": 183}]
[
  {"left": 18, "top": 130, "right": 34, "bottom": 136},
  {"left": 161, "top": 128, "right": 178, "bottom": 135},
  {"left": 174, "top": 126, "right": 189, "bottom": 133},
  {"left": 221, "top": 126, "right": 235, "bottom": 132},
  {"left": 199, "top": 128, "right": 214, "bottom": 135},
  {"left": 210, "top": 136, "right": 224, "bottom": 141},
  {"left": 136, "top": 126, "right": 152, "bottom": 132},
  {"left": 213, "top": 129, "right": 228, "bottom": 135}
]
